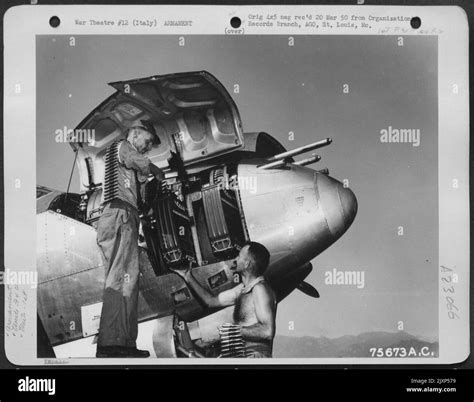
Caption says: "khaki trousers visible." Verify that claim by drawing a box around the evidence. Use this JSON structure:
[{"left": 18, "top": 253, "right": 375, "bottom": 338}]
[{"left": 96, "top": 199, "right": 140, "bottom": 347}]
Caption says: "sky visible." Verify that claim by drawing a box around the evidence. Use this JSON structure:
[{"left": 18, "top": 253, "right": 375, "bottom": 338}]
[{"left": 37, "top": 34, "right": 438, "bottom": 340}]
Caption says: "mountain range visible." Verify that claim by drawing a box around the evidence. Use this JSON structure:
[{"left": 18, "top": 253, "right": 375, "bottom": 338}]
[{"left": 273, "top": 331, "right": 439, "bottom": 358}]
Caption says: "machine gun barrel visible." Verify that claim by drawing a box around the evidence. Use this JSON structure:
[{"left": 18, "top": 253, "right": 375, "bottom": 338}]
[
  {"left": 266, "top": 138, "right": 332, "bottom": 162},
  {"left": 293, "top": 154, "right": 321, "bottom": 167},
  {"left": 260, "top": 154, "right": 321, "bottom": 170}
]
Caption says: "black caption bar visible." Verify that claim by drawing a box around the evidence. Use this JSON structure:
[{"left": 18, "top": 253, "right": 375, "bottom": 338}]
[{"left": 0, "top": 368, "right": 473, "bottom": 401}]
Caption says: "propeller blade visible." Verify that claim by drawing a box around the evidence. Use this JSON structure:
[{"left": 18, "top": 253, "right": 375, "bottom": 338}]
[{"left": 297, "top": 281, "right": 320, "bottom": 298}]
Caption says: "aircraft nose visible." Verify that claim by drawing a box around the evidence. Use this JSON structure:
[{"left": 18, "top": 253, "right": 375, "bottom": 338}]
[
  {"left": 316, "top": 173, "right": 357, "bottom": 239},
  {"left": 338, "top": 184, "right": 358, "bottom": 227}
]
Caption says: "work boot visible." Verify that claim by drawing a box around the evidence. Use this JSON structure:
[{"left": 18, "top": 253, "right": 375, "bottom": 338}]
[
  {"left": 96, "top": 346, "right": 128, "bottom": 358},
  {"left": 125, "top": 347, "right": 150, "bottom": 358}
]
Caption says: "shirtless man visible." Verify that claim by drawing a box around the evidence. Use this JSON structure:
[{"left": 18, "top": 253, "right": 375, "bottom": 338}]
[{"left": 174, "top": 242, "right": 276, "bottom": 357}]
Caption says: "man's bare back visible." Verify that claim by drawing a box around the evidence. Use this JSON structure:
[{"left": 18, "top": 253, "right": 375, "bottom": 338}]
[
  {"left": 233, "top": 282, "right": 275, "bottom": 326},
  {"left": 232, "top": 281, "right": 276, "bottom": 357},
  {"left": 175, "top": 242, "right": 276, "bottom": 357},
  {"left": 233, "top": 291, "right": 254, "bottom": 325}
]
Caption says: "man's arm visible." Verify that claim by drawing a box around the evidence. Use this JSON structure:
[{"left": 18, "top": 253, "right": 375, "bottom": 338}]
[
  {"left": 179, "top": 269, "right": 242, "bottom": 309},
  {"left": 240, "top": 284, "right": 276, "bottom": 342},
  {"left": 119, "top": 141, "right": 164, "bottom": 179},
  {"left": 149, "top": 163, "right": 165, "bottom": 181}
]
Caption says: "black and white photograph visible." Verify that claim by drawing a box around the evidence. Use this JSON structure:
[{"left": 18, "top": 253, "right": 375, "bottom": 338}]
[
  {"left": 2, "top": 5, "right": 469, "bottom": 366},
  {"left": 35, "top": 33, "right": 440, "bottom": 360}
]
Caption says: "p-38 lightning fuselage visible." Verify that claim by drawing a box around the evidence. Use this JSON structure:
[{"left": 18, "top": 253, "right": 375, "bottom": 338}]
[{"left": 36, "top": 71, "right": 357, "bottom": 358}]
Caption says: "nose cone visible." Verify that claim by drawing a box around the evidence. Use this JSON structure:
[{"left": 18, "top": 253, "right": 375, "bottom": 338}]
[
  {"left": 338, "top": 184, "right": 358, "bottom": 227},
  {"left": 316, "top": 173, "right": 357, "bottom": 239}
]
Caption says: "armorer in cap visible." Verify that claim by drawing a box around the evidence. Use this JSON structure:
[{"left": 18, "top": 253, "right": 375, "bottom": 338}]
[{"left": 96, "top": 120, "right": 164, "bottom": 358}]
